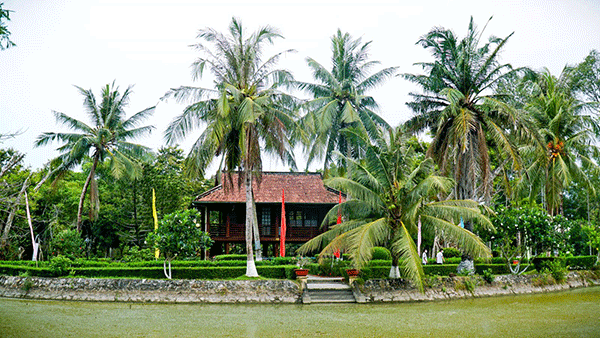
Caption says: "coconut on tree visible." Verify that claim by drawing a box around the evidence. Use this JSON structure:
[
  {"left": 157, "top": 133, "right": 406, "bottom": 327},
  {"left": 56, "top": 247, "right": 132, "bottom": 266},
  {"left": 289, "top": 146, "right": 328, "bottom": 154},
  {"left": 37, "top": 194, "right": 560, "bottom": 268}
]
[
  {"left": 36, "top": 82, "right": 155, "bottom": 231},
  {"left": 298, "top": 126, "right": 493, "bottom": 291},
  {"left": 518, "top": 69, "right": 600, "bottom": 216},
  {"left": 162, "top": 18, "right": 297, "bottom": 277}
]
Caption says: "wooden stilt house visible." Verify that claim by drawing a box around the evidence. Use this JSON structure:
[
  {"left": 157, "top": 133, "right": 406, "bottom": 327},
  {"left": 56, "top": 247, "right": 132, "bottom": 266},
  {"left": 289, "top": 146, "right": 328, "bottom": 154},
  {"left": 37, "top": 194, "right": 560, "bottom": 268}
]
[{"left": 192, "top": 172, "right": 344, "bottom": 257}]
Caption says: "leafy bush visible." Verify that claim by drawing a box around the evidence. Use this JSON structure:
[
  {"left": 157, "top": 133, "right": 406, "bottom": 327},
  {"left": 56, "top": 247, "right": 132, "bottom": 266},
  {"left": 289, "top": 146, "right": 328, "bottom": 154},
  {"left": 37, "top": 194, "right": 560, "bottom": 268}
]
[
  {"left": 50, "top": 229, "right": 85, "bottom": 259},
  {"left": 49, "top": 255, "right": 73, "bottom": 276},
  {"left": 318, "top": 258, "right": 350, "bottom": 276},
  {"left": 566, "top": 256, "right": 597, "bottom": 270},
  {"left": 532, "top": 257, "right": 566, "bottom": 272},
  {"left": 481, "top": 269, "right": 494, "bottom": 284},
  {"left": 442, "top": 247, "right": 461, "bottom": 258},
  {"left": 213, "top": 254, "right": 247, "bottom": 261},
  {"left": 371, "top": 247, "right": 392, "bottom": 260},
  {"left": 547, "top": 260, "right": 567, "bottom": 283},
  {"left": 121, "top": 246, "right": 155, "bottom": 262}
]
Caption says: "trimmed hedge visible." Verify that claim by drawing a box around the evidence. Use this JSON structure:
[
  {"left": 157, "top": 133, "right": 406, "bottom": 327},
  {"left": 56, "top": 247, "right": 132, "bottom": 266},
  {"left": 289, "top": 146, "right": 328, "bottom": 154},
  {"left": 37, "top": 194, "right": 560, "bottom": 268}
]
[
  {"left": 424, "top": 264, "right": 459, "bottom": 276},
  {"left": 371, "top": 247, "right": 392, "bottom": 260},
  {"left": 442, "top": 247, "right": 461, "bottom": 258},
  {"left": 566, "top": 256, "right": 597, "bottom": 270},
  {"left": 213, "top": 254, "right": 247, "bottom": 261}
]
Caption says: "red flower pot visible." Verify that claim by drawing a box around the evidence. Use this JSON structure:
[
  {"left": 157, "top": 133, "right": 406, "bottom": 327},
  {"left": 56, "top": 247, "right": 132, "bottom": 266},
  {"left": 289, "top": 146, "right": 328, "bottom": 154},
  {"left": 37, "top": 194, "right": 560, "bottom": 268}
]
[
  {"left": 295, "top": 269, "right": 309, "bottom": 277},
  {"left": 346, "top": 269, "right": 360, "bottom": 277}
]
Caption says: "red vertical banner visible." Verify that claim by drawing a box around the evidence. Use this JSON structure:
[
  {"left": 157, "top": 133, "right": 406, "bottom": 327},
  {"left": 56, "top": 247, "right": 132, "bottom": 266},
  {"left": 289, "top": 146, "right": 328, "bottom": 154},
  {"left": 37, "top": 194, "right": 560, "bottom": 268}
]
[
  {"left": 334, "top": 191, "right": 342, "bottom": 259},
  {"left": 280, "top": 189, "right": 286, "bottom": 257}
]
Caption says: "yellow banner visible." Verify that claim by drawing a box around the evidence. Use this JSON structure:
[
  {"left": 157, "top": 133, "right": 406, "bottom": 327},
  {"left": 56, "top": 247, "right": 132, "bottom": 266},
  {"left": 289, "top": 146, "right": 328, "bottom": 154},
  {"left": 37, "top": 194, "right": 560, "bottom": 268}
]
[{"left": 152, "top": 188, "right": 159, "bottom": 259}]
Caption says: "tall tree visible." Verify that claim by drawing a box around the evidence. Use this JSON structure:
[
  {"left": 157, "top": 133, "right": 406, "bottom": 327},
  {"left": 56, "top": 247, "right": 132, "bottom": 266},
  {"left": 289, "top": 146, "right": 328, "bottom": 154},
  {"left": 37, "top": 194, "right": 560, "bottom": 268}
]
[
  {"left": 163, "top": 18, "right": 297, "bottom": 277},
  {"left": 298, "top": 126, "right": 492, "bottom": 291},
  {"left": 36, "top": 82, "right": 155, "bottom": 231},
  {"left": 518, "top": 69, "right": 600, "bottom": 216},
  {"left": 0, "top": 2, "right": 15, "bottom": 50},
  {"left": 570, "top": 49, "right": 600, "bottom": 104},
  {"left": 403, "top": 17, "right": 530, "bottom": 221},
  {"left": 295, "top": 30, "right": 397, "bottom": 171}
]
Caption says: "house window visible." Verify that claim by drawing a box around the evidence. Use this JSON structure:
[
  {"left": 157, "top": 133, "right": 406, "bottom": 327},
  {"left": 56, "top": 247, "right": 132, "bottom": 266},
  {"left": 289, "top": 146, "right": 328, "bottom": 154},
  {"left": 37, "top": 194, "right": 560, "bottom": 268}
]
[
  {"left": 305, "top": 209, "right": 318, "bottom": 227},
  {"left": 289, "top": 210, "right": 303, "bottom": 227},
  {"left": 260, "top": 207, "right": 271, "bottom": 236}
]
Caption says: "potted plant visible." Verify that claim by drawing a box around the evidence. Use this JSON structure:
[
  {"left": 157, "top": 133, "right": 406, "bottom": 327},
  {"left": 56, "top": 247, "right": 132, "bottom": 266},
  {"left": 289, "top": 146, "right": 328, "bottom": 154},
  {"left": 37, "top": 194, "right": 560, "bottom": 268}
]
[
  {"left": 294, "top": 257, "right": 311, "bottom": 277},
  {"left": 346, "top": 261, "right": 360, "bottom": 277}
]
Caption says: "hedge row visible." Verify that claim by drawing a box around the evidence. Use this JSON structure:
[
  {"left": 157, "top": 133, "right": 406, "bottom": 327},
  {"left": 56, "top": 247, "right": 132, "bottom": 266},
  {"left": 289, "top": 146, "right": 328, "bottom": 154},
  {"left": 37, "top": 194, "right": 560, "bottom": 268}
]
[
  {"left": 0, "top": 263, "right": 296, "bottom": 279},
  {"left": 366, "top": 263, "right": 533, "bottom": 276},
  {"left": 566, "top": 256, "right": 597, "bottom": 270}
]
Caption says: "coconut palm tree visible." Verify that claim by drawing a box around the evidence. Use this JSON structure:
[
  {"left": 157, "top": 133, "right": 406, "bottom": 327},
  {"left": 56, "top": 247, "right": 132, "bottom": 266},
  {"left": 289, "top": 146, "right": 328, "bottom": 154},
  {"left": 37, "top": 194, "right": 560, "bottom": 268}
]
[
  {"left": 295, "top": 30, "right": 397, "bottom": 172},
  {"left": 297, "top": 126, "right": 493, "bottom": 291},
  {"left": 163, "top": 18, "right": 297, "bottom": 277},
  {"left": 518, "top": 69, "right": 600, "bottom": 216},
  {"left": 403, "top": 17, "right": 531, "bottom": 219},
  {"left": 36, "top": 82, "right": 155, "bottom": 232}
]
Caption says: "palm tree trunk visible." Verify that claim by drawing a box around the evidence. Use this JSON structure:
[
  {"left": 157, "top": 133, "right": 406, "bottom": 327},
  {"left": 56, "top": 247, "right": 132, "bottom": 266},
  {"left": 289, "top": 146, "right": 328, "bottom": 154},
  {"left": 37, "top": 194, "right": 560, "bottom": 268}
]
[
  {"left": 251, "top": 191, "right": 262, "bottom": 261},
  {"left": 389, "top": 254, "right": 400, "bottom": 279},
  {"left": 77, "top": 155, "right": 99, "bottom": 232},
  {"left": 456, "top": 152, "right": 475, "bottom": 231},
  {"left": 244, "top": 170, "right": 259, "bottom": 277}
]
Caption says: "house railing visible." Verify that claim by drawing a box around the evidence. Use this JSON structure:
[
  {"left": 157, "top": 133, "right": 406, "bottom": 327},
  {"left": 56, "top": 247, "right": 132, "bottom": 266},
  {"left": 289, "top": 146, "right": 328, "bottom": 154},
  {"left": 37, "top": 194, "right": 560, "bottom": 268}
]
[{"left": 208, "top": 223, "right": 320, "bottom": 241}]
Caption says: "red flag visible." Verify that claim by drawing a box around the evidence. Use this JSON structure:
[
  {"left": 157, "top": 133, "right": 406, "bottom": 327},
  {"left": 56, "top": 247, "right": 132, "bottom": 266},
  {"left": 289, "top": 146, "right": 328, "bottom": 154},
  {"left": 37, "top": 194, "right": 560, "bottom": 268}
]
[
  {"left": 280, "top": 189, "right": 286, "bottom": 257},
  {"left": 334, "top": 191, "right": 342, "bottom": 259}
]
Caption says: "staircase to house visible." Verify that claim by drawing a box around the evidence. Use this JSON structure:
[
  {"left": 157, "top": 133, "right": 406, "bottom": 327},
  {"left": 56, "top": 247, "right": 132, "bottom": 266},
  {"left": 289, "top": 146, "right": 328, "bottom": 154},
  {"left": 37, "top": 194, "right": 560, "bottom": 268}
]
[{"left": 302, "top": 276, "right": 356, "bottom": 304}]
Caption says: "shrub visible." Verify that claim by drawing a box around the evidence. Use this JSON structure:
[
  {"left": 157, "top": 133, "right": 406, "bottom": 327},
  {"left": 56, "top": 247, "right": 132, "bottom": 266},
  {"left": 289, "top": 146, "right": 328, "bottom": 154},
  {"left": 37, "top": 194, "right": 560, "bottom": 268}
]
[
  {"left": 532, "top": 257, "right": 565, "bottom": 272},
  {"left": 481, "top": 269, "right": 494, "bottom": 284},
  {"left": 547, "top": 260, "right": 567, "bottom": 283},
  {"left": 371, "top": 247, "right": 392, "bottom": 260},
  {"left": 49, "top": 255, "right": 73, "bottom": 276},
  {"left": 566, "top": 256, "right": 597, "bottom": 270},
  {"left": 442, "top": 247, "right": 461, "bottom": 258},
  {"left": 317, "top": 258, "right": 350, "bottom": 277},
  {"left": 121, "top": 246, "right": 155, "bottom": 262},
  {"left": 455, "top": 277, "right": 476, "bottom": 292},
  {"left": 213, "top": 254, "right": 247, "bottom": 261},
  {"left": 51, "top": 229, "right": 85, "bottom": 259}
]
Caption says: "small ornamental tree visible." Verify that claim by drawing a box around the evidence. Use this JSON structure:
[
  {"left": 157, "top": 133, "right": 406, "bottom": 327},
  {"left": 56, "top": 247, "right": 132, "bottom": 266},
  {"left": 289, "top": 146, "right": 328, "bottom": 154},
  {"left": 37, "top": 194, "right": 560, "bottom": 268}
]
[
  {"left": 50, "top": 229, "right": 85, "bottom": 259},
  {"left": 146, "top": 209, "right": 213, "bottom": 279},
  {"left": 583, "top": 225, "right": 600, "bottom": 264}
]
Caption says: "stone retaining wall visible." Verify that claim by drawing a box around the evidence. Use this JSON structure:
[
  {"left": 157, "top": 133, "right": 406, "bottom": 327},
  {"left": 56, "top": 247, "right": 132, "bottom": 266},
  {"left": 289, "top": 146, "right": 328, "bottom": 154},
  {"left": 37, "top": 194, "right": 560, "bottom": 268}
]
[
  {"left": 360, "top": 271, "right": 600, "bottom": 302},
  {"left": 0, "top": 276, "right": 301, "bottom": 303},
  {"left": 1, "top": 271, "right": 598, "bottom": 303}
]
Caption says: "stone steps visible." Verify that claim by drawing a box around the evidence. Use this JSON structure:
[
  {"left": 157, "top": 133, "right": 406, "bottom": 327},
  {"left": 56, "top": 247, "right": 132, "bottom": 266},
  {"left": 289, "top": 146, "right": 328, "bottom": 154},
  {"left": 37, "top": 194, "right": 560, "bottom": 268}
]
[{"left": 302, "top": 275, "right": 357, "bottom": 304}]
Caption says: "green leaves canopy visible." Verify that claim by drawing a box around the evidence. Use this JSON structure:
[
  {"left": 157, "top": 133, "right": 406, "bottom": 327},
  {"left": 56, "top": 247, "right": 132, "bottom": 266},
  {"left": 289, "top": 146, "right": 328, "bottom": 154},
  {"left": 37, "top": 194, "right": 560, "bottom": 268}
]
[
  {"left": 295, "top": 30, "right": 397, "bottom": 171},
  {"left": 403, "top": 17, "right": 530, "bottom": 206},
  {"left": 145, "top": 209, "right": 213, "bottom": 260}
]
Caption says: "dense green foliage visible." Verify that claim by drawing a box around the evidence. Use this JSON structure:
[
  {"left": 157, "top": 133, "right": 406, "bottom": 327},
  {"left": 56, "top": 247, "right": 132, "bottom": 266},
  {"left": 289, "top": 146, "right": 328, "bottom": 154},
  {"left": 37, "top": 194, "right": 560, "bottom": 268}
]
[{"left": 146, "top": 209, "right": 213, "bottom": 261}]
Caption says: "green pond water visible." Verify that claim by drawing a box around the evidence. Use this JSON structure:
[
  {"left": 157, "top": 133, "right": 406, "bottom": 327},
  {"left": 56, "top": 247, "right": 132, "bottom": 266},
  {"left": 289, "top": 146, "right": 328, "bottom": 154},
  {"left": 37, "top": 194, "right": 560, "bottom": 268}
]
[{"left": 1, "top": 287, "right": 599, "bottom": 338}]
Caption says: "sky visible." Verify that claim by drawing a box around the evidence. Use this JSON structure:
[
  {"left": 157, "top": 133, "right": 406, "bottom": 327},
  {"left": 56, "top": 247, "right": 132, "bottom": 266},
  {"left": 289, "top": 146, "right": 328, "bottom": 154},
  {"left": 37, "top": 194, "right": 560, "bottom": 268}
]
[{"left": 1, "top": 0, "right": 599, "bottom": 174}]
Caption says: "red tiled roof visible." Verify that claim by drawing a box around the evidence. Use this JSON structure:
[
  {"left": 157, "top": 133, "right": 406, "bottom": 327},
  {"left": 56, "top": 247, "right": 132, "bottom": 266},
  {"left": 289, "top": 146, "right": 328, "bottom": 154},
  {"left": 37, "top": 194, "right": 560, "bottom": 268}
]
[{"left": 195, "top": 172, "right": 343, "bottom": 204}]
